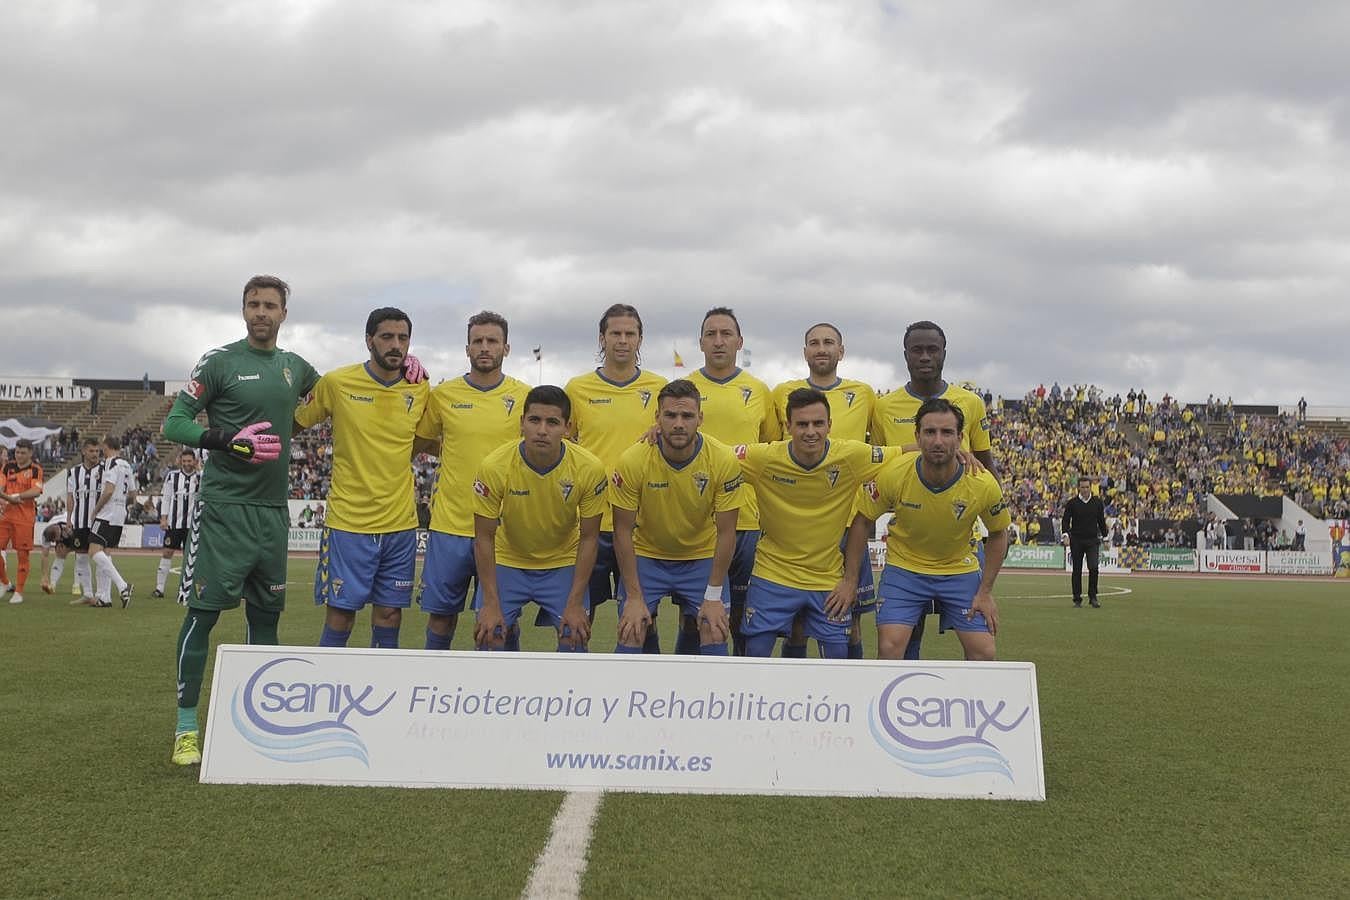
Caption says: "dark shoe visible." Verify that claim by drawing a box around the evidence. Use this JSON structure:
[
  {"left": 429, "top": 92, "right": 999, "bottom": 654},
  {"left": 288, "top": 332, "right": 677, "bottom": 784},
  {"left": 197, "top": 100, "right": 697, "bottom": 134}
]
[
  {"left": 1089, "top": 598, "right": 1101, "bottom": 608},
  {"left": 1073, "top": 599, "right": 1083, "bottom": 608}
]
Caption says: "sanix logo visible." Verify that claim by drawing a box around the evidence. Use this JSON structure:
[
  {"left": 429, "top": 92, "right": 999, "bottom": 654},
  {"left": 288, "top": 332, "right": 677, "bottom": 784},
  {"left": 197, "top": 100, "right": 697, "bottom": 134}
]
[
  {"left": 230, "top": 657, "right": 397, "bottom": 767},
  {"left": 868, "top": 672, "right": 1029, "bottom": 781}
]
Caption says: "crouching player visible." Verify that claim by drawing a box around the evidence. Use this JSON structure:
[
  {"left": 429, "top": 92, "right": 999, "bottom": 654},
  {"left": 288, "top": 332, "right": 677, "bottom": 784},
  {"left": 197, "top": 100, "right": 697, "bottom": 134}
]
[
  {"left": 849, "top": 398, "right": 1009, "bottom": 661},
  {"left": 611, "top": 379, "right": 743, "bottom": 655},
  {"left": 472, "top": 386, "right": 607, "bottom": 652}
]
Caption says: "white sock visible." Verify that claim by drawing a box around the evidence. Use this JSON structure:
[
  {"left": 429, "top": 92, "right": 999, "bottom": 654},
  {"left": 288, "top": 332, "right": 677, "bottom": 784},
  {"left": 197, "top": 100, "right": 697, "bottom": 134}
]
[
  {"left": 156, "top": 558, "right": 172, "bottom": 592},
  {"left": 50, "top": 558, "right": 65, "bottom": 586},
  {"left": 93, "top": 551, "right": 127, "bottom": 594},
  {"left": 76, "top": 555, "right": 92, "bottom": 596}
]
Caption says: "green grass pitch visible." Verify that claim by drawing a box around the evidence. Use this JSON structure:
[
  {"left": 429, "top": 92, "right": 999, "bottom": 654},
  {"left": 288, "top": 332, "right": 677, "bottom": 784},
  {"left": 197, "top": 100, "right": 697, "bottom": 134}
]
[{"left": 1, "top": 554, "right": 1347, "bottom": 898}]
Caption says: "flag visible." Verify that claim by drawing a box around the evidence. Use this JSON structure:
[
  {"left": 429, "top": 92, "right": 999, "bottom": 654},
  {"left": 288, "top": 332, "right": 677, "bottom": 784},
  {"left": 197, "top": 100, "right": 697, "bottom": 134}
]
[
  {"left": 533, "top": 347, "right": 542, "bottom": 361},
  {"left": 0, "top": 417, "right": 62, "bottom": 449},
  {"left": 742, "top": 348, "right": 752, "bottom": 367},
  {"left": 673, "top": 348, "right": 684, "bottom": 368}
]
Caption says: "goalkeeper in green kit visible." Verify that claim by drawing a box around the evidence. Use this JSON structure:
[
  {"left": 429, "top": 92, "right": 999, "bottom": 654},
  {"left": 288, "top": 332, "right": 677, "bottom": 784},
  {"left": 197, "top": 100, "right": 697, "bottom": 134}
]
[{"left": 160, "top": 275, "right": 320, "bottom": 767}]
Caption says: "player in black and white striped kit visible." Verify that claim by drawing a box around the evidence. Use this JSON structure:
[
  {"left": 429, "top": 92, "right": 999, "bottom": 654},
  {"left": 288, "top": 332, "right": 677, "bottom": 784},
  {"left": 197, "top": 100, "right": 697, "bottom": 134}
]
[
  {"left": 155, "top": 448, "right": 201, "bottom": 599},
  {"left": 88, "top": 435, "right": 137, "bottom": 608},
  {"left": 61, "top": 437, "right": 105, "bottom": 604}
]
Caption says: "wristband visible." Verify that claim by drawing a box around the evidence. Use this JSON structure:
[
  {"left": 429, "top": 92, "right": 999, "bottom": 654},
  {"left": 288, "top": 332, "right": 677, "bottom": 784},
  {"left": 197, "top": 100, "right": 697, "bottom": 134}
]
[{"left": 704, "top": 584, "right": 723, "bottom": 602}]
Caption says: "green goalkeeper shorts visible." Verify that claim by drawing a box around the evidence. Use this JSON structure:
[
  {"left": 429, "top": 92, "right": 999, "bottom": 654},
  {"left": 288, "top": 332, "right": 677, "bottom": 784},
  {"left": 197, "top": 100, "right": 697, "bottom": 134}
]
[{"left": 177, "top": 501, "right": 289, "bottom": 612}]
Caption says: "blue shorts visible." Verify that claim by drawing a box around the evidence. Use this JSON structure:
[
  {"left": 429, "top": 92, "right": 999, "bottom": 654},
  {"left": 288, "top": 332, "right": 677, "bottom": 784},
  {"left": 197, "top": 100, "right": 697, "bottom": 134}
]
[
  {"left": 727, "top": 530, "right": 760, "bottom": 605},
  {"left": 475, "top": 564, "right": 582, "bottom": 629},
  {"left": 587, "top": 531, "right": 618, "bottom": 608},
  {"left": 621, "top": 556, "right": 728, "bottom": 618},
  {"left": 744, "top": 575, "right": 850, "bottom": 644},
  {"left": 876, "top": 566, "right": 987, "bottom": 632},
  {"left": 418, "top": 532, "right": 475, "bottom": 615},
  {"left": 314, "top": 528, "right": 416, "bottom": 611}
]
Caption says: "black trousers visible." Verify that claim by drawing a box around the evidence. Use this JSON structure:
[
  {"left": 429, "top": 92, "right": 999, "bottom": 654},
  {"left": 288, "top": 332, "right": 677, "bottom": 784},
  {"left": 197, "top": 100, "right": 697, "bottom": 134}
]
[{"left": 1069, "top": 539, "right": 1100, "bottom": 601}]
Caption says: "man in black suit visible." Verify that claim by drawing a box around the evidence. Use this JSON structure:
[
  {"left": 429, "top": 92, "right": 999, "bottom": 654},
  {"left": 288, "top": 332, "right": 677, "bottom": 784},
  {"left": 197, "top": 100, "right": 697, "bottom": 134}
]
[{"left": 1062, "top": 477, "right": 1109, "bottom": 608}]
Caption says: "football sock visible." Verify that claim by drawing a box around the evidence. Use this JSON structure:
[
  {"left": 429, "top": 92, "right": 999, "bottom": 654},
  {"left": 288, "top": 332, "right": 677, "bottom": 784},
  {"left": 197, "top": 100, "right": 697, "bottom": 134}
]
[
  {"left": 75, "top": 555, "right": 92, "bottom": 595},
  {"left": 175, "top": 608, "right": 221, "bottom": 710},
  {"left": 15, "top": 551, "right": 29, "bottom": 590},
  {"left": 245, "top": 604, "right": 280, "bottom": 645},
  {"left": 643, "top": 625, "right": 662, "bottom": 654},
  {"left": 556, "top": 641, "right": 588, "bottom": 653},
  {"left": 700, "top": 642, "right": 729, "bottom": 656},
  {"left": 176, "top": 706, "right": 197, "bottom": 735},
  {"left": 782, "top": 643, "right": 808, "bottom": 659},
  {"left": 93, "top": 551, "right": 127, "bottom": 591},
  {"left": 674, "top": 624, "right": 701, "bottom": 655},
  {"left": 745, "top": 634, "right": 777, "bottom": 657},
  {"left": 847, "top": 641, "right": 865, "bottom": 660},
  {"left": 319, "top": 625, "right": 352, "bottom": 647},
  {"left": 50, "top": 558, "right": 65, "bottom": 586},
  {"left": 424, "top": 628, "right": 452, "bottom": 651},
  {"left": 731, "top": 633, "right": 747, "bottom": 656},
  {"left": 503, "top": 629, "right": 521, "bottom": 652},
  {"left": 371, "top": 624, "right": 400, "bottom": 649},
  {"left": 819, "top": 641, "right": 848, "bottom": 660},
  {"left": 156, "top": 558, "right": 172, "bottom": 592},
  {"left": 614, "top": 644, "right": 643, "bottom": 654},
  {"left": 904, "top": 616, "right": 926, "bottom": 661}
]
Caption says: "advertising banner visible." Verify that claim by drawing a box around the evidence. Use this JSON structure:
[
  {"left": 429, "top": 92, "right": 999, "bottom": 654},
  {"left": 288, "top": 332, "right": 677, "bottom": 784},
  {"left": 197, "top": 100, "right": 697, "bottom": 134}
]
[
  {"left": 1146, "top": 548, "right": 1197, "bottom": 572},
  {"left": 1265, "top": 551, "right": 1333, "bottom": 576},
  {"left": 1200, "top": 549, "right": 1265, "bottom": 574},
  {"left": 288, "top": 528, "right": 323, "bottom": 552},
  {"left": 1004, "top": 545, "right": 1065, "bottom": 569},
  {"left": 0, "top": 381, "right": 91, "bottom": 402},
  {"left": 201, "top": 647, "right": 1046, "bottom": 801},
  {"left": 141, "top": 524, "right": 165, "bottom": 549}
]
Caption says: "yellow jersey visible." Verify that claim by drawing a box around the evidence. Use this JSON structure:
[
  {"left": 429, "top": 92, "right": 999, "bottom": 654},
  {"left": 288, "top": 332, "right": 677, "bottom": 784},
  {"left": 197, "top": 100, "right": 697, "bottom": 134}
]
[
  {"left": 770, "top": 377, "right": 876, "bottom": 442},
  {"left": 473, "top": 440, "right": 608, "bottom": 570},
  {"left": 609, "top": 434, "right": 745, "bottom": 560},
  {"left": 294, "top": 362, "right": 429, "bottom": 533},
  {"left": 856, "top": 453, "right": 1011, "bottom": 575},
  {"left": 735, "top": 438, "right": 894, "bottom": 590},
  {"left": 564, "top": 368, "right": 668, "bottom": 530},
  {"left": 417, "top": 373, "right": 532, "bottom": 537},
  {"left": 869, "top": 382, "right": 991, "bottom": 452},
  {"left": 686, "top": 366, "right": 775, "bottom": 531}
]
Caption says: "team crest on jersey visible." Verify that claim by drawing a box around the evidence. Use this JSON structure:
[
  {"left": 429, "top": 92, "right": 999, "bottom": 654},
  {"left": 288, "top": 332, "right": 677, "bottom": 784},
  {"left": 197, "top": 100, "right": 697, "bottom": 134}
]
[
  {"left": 826, "top": 466, "right": 841, "bottom": 487},
  {"left": 637, "top": 390, "right": 652, "bottom": 409},
  {"left": 864, "top": 480, "right": 880, "bottom": 502},
  {"left": 560, "top": 479, "right": 575, "bottom": 502},
  {"left": 693, "top": 472, "right": 710, "bottom": 496},
  {"left": 740, "top": 387, "right": 752, "bottom": 405},
  {"left": 952, "top": 500, "right": 968, "bottom": 520},
  {"left": 331, "top": 577, "right": 344, "bottom": 597},
  {"left": 503, "top": 396, "right": 516, "bottom": 415},
  {"left": 844, "top": 391, "right": 856, "bottom": 407},
  {"left": 403, "top": 393, "right": 415, "bottom": 413},
  {"left": 283, "top": 367, "right": 294, "bottom": 387},
  {"left": 195, "top": 579, "right": 207, "bottom": 598},
  {"left": 473, "top": 480, "right": 490, "bottom": 498}
]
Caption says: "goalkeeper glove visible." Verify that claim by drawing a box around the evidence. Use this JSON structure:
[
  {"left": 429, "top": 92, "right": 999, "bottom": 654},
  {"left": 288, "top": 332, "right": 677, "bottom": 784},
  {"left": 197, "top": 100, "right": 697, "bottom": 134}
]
[{"left": 200, "top": 421, "right": 281, "bottom": 464}]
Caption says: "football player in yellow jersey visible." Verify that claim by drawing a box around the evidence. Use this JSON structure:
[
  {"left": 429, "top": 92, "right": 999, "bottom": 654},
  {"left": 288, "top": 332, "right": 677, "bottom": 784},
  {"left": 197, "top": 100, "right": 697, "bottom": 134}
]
[
  {"left": 415, "top": 311, "right": 532, "bottom": 651},
  {"left": 869, "top": 320, "right": 997, "bottom": 660},
  {"left": 611, "top": 380, "right": 744, "bottom": 655},
  {"left": 472, "top": 386, "right": 607, "bottom": 652},
  {"left": 686, "top": 307, "right": 776, "bottom": 656},
  {"left": 850, "top": 398, "right": 1010, "bottom": 661},
  {"left": 297, "top": 308, "right": 434, "bottom": 650},
  {"left": 736, "top": 388, "right": 895, "bottom": 659},
  {"left": 565, "top": 304, "right": 667, "bottom": 651},
  {"left": 771, "top": 323, "right": 878, "bottom": 659}
]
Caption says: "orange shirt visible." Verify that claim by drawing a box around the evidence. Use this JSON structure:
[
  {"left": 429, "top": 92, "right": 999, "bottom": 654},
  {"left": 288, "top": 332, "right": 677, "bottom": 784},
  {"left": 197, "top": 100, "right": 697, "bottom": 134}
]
[{"left": 2, "top": 462, "right": 43, "bottom": 524}]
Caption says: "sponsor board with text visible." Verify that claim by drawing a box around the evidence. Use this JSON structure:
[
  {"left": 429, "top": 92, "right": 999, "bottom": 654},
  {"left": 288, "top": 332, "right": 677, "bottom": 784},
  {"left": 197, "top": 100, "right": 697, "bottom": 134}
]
[
  {"left": 201, "top": 647, "right": 1045, "bottom": 800},
  {"left": 1200, "top": 549, "right": 1265, "bottom": 573}
]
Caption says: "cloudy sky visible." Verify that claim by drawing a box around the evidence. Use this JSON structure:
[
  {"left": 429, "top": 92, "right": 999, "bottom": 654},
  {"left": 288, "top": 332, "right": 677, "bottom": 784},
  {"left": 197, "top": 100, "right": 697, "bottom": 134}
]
[{"left": 3, "top": 0, "right": 1346, "bottom": 404}]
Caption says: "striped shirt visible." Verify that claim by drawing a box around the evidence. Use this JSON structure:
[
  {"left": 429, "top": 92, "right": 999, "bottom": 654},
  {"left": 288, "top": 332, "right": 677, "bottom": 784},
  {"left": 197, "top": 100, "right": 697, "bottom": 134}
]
[
  {"left": 160, "top": 468, "right": 201, "bottom": 531},
  {"left": 66, "top": 462, "right": 105, "bottom": 529},
  {"left": 96, "top": 457, "right": 137, "bottom": 527}
]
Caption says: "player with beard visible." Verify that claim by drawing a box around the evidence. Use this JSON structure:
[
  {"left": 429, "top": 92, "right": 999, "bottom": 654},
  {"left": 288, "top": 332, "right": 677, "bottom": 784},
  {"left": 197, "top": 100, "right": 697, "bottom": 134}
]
[{"left": 415, "top": 311, "right": 531, "bottom": 650}]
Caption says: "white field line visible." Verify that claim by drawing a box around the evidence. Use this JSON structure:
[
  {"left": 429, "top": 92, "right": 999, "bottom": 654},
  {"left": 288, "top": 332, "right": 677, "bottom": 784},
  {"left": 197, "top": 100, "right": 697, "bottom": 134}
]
[{"left": 521, "top": 791, "right": 604, "bottom": 900}]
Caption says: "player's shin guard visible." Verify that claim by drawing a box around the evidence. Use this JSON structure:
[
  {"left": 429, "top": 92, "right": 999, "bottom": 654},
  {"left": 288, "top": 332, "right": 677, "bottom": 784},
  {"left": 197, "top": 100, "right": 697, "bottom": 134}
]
[
  {"left": 643, "top": 624, "right": 662, "bottom": 654},
  {"left": 371, "top": 625, "right": 400, "bottom": 649},
  {"left": 175, "top": 608, "right": 221, "bottom": 710},
  {"left": 745, "top": 633, "right": 777, "bottom": 657},
  {"left": 424, "top": 627, "right": 452, "bottom": 651},
  {"left": 156, "top": 558, "right": 172, "bottom": 593},
  {"left": 818, "top": 641, "right": 849, "bottom": 660},
  {"left": 245, "top": 604, "right": 280, "bottom": 645},
  {"left": 700, "top": 642, "right": 729, "bottom": 656},
  {"left": 319, "top": 625, "right": 352, "bottom": 647}
]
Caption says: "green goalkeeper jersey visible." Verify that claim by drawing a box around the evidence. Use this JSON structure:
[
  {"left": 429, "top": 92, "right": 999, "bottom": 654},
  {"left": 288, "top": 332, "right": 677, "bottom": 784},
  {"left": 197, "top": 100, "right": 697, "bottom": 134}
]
[{"left": 163, "top": 339, "right": 319, "bottom": 507}]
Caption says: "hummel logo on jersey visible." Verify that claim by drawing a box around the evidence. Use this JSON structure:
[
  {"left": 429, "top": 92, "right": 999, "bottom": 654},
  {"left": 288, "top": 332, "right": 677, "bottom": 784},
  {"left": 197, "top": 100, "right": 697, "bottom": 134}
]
[
  {"left": 593, "top": 479, "right": 605, "bottom": 496},
  {"left": 560, "top": 480, "right": 575, "bottom": 502},
  {"left": 503, "top": 397, "right": 516, "bottom": 415},
  {"left": 638, "top": 390, "right": 652, "bottom": 408},
  {"left": 237, "top": 374, "right": 261, "bottom": 381},
  {"left": 740, "top": 388, "right": 752, "bottom": 405},
  {"left": 952, "top": 500, "right": 969, "bottom": 520},
  {"left": 693, "top": 473, "right": 710, "bottom": 496},
  {"left": 348, "top": 393, "right": 374, "bottom": 403},
  {"left": 826, "top": 466, "right": 841, "bottom": 488},
  {"left": 844, "top": 391, "right": 856, "bottom": 407}
]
